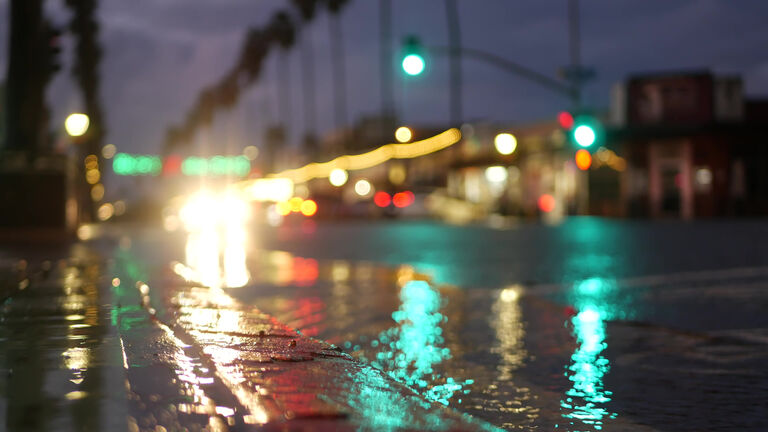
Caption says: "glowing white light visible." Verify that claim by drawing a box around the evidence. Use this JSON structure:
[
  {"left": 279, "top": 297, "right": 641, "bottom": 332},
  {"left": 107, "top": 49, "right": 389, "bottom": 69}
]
[
  {"left": 402, "top": 54, "right": 425, "bottom": 76},
  {"left": 354, "top": 179, "right": 372, "bottom": 196},
  {"left": 574, "top": 125, "right": 596, "bottom": 147},
  {"left": 395, "top": 127, "right": 413, "bottom": 143},
  {"left": 577, "top": 308, "right": 601, "bottom": 323},
  {"left": 500, "top": 286, "right": 520, "bottom": 302},
  {"left": 484, "top": 166, "right": 508, "bottom": 183},
  {"left": 695, "top": 168, "right": 712, "bottom": 185},
  {"left": 329, "top": 169, "right": 348, "bottom": 187},
  {"left": 494, "top": 133, "right": 517, "bottom": 155},
  {"left": 65, "top": 113, "right": 90, "bottom": 137},
  {"left": 248, "top": 178, "right": 293, "bottom": 202}
]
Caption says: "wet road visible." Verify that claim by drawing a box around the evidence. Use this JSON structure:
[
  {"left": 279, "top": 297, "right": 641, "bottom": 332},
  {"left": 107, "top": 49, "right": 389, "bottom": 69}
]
[
  {"left": 3, "top": 217, "right": 768, "bottom": 431},
  {"left": 124, "top": 217, "right": 768, "bottom": 431}
]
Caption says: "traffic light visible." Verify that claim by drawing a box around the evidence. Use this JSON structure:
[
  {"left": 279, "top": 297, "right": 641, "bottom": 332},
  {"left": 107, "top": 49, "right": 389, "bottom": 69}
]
[
  {"left": 575, "top": 149, "right": 592, "bottom": 171},
  {"left": 571, "top": 115, "right": 601, "bottom": 148},
  {"left": 401, "top": 36, "right": 425, "bottom": 76}
]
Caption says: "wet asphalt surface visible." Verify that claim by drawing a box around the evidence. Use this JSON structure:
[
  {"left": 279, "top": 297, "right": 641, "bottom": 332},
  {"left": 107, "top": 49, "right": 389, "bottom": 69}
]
[{"left": 2, "top": 217, "right": 768, "bottom": 431}]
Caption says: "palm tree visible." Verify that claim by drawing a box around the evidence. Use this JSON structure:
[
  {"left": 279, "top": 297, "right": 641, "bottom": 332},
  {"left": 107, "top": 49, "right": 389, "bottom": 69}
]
[
  {"left": 290, "top": 0, "right": 320, "bottom": 160},
  {"left": 66, "top": 0, "right": 105, "bottom": 221},
  {"left": 325, "top": 0, "right": 350, "bottom": 152}
]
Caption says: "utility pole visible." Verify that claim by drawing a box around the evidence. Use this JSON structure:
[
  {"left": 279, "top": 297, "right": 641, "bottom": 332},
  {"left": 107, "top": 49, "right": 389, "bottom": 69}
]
[
  {"left": 379, "top": 0, "right": 394, "bottom": 135},
  {"left": 444, "top": 0, "right": 462, "bottom": 127},
  {"left": 568, "top": 0, "right": 581, "bottom": 108}
]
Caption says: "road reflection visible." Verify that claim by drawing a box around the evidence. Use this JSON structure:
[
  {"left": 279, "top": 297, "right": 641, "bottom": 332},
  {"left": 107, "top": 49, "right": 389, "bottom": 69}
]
[
  {"left": 560, "top": 306, "right": 615, "bottom": 429},
  {"left": 180, "top": 192, "right": 252, "bottom": 289}
]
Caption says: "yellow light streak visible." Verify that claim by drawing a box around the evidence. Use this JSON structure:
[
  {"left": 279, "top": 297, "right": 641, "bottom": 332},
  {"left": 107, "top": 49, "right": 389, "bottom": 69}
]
[{"left": 243, "top": 128, "right": 461, "bottom": 185}]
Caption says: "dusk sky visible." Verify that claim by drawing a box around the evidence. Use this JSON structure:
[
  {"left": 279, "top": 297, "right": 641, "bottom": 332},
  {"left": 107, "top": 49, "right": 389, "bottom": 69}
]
[{"left": 1, "top": 0, "right": 768, "bottom": 158}]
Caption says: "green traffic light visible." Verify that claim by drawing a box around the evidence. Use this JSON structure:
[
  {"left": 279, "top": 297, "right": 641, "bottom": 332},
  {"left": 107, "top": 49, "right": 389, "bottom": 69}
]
[
  {"left": 402, "top": 54, "right": 425, "bottom": 76},
  {"left": 573, "top": 124, "right": 596, "bottom": 147}
]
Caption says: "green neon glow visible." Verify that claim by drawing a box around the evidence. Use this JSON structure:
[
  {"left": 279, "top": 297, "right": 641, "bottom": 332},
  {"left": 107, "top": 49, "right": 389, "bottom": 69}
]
[
  {"left": 113, "top": 153, "right": 250, "bottom": 176},
  {"left": 112, "top": 153, "right": 161, "bottom": 176}
]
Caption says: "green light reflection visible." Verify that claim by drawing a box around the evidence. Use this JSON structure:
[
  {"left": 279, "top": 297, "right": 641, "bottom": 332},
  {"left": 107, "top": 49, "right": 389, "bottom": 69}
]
[
  {"left": 560, "top": 277, "right": 618, "bottom": 430},
  {"left": 352, "top": 280, "right": 473, "bottom": 406}
]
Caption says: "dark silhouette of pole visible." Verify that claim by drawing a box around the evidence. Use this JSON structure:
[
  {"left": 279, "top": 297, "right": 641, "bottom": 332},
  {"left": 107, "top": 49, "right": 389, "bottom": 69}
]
[
  {"left": 379, "top": 0, "right": 394, "bottom": 126},
  {"left": 299, "top": 32, "right": 317, "bottom": 141},
  {"left": 444, "top": 0, "right": 462, "bottom": 127},
  {"left": 568, "top": 0, "right": 582, "bottom": 108},
  {"left": 328, "top": 3, "right": 348, "bottom": 134},
  {"left": 276, "top": 50, "right": 292, "bottom": 131}
]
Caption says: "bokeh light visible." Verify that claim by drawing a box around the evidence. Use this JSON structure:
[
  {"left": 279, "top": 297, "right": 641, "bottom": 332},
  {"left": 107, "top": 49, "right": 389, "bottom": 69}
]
[
  {"left": 355, "top": 179, "right": 372, "bottom": 196},
  {"left": 243, "top": 145, "right": 259, "bottom": 160},
  {"left": 90, "top": 184, "right": 104, "bottom": 201},
  {"left": 484, "top": 166, "right": 508, "bottom": 183},
  {"left": 575, "top": 149, "right": 592, "bottom": 171},
  {"left": 64, "top": 113, "right": 89, "bottom": 137},
  {"left": 97, "top": 203, "right": 114, "bottom": 221},
  {"left": 300, "top": 199, "right": 318, "bottom": 217},
  {"left": 393, "top": 191, "right": 415, "bottom": 208},
  {"left": 574, "top": 125, "right": 596, "bottom": 147},
  {"left": 494, "top": 133, "right": 517, "bottom": 155},
  {"left": 374, "top": 191, "right": 391, "bottom": 208},
  {"left": 395, "top": 127, "right": 413, "bottom": 143},
  {"left": 402, "top": 54, "right": 425, "bottom": 76},
  {"left": 101, "top": 144, "right": 117, "bottom": 159},
  {"left": 329, "top": 168, "right": 348, "bottom": 187},
  {"left": 538, "top": 194, "right": 556, "bottom": 213}
]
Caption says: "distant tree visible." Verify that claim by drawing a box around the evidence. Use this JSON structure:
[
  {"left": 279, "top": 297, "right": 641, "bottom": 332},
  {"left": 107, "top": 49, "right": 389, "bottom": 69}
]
[{"left": 325, "top": 0, "right": 350, "bottom": 152}]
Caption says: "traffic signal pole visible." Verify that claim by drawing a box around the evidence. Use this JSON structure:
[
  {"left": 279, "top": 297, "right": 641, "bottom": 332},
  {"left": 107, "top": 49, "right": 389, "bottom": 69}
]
[{"left": 444, "top": 0, "right": 462, "bottom": 127}]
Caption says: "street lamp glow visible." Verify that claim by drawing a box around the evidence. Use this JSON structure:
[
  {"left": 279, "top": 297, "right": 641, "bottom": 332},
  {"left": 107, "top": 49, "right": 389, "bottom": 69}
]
[
  {"left": 494, "top": 133, "right": 517, "bottom": 155},
  {"left": 65, "top": 113, "right": 90, "bottom": 137},
  {"left": 354, "top": 179, "right": 372, "bottom": 196},
  {"left": 574, "top": 125, "right": 596, "bottom": 148},
  {"left": 329, "top": 168, "right": 348, "bottom": 187},
  {"left": 395, "top": 126, "right": 412, "bottom": 143},
  {"left": 484, "top": 166, "right": 508, "bottom": 183},
  {"left": 402, "top": 54, "right": 425, "bottom": 76}
]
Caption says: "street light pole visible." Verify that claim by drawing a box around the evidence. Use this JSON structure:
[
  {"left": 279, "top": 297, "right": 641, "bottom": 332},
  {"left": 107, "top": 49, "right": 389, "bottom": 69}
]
[{"left": 444, "top": 0, "right": 462, "bottom": 127}]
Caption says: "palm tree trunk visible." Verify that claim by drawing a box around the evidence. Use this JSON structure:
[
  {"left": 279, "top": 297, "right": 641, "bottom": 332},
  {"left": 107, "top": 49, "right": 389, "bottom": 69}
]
[{"left": 328, "top": 11, "right": 348, "bottom": 148}]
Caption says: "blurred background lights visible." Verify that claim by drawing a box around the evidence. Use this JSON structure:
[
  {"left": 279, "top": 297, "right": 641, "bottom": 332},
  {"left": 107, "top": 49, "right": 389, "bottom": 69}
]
[
  {"left": 388, "top": 164, "right": 406, "bottom": 185},
  {"left": 300, "top": 199, "right": 317, "bottom": 217},
  {"left": 494, "top": 133, "right": 517, "bottom": 155},
  {"left": 484, "top": 166, "right": 508, "bottom": 183},
  {"left": 374, "top": 191, "right": 391, "bottom": 208},
  {"left": 90, "top": 184, "right": 104, "bottom": 201},
  {"left": 354, "top": 179, "right": 372, "bottom": 196},
  {"left": 64, "top": 113, "right": 89, "bottom": 137},
  {"left": 538, "top": 194, "right": 556, "bottom": 213},
  {"left": 696, "top": 168, "right": 713, "bottom": 185},
  {"left": 101, "top": 144, "right": 117, "bottom": 159},
  {"left": 402, "top": 54, "right": 425, "bottom": 76},
  {"left": 243, "top": 145, "right": 259, "bottom": 160},
  {"left": 329, "top": 168, "right": 348, "bottom": 187},
  {"left": 395, "top": 126, "right": 413, "bottom": 143},
  {"left": 574, "top": 125, "right": 596, "bottom": 147},
  {"left": 575, "top": 149, "right": 592, "bottom": 171},
  {"left": 97, "top": 203, "right": 114, "bottom": 221}
]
